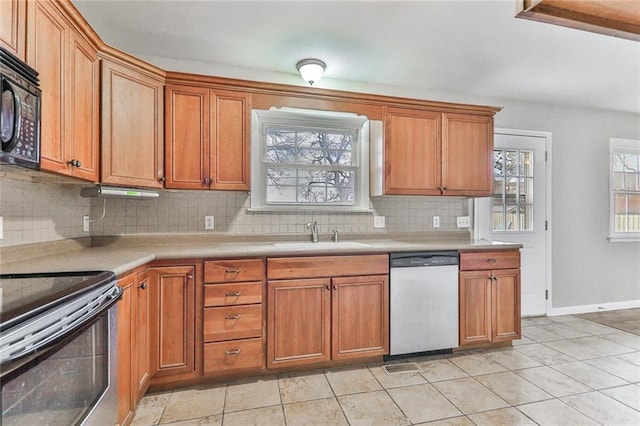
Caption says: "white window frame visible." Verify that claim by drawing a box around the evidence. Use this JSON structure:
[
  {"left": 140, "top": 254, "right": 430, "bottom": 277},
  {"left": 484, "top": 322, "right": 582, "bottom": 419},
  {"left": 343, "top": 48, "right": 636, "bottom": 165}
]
[
  {"left": 250, "top": 108, "right": 371, "bottom": 212},
  {"left": 609, "top": 138, "right": 640, "bottom": 242}
]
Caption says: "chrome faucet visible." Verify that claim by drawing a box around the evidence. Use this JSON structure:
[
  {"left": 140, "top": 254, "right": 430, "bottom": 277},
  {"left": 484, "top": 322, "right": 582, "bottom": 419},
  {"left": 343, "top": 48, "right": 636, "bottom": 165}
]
[
  {"left": 305, "top": 221, "right": 319, "bottom": 243},
  {"left": 332, "top": 228, "right": 339, "bottom": 242}
]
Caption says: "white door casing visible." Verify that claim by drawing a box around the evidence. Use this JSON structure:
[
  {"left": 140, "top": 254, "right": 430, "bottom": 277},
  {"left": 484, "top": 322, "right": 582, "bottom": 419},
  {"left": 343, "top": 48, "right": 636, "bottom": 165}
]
[{"left": 474, "top": 129, "right": 552, "bottom": 316}]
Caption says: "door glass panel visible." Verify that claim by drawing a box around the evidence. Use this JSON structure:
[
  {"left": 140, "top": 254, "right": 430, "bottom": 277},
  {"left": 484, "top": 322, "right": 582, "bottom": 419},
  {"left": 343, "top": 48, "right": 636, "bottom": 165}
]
[{"left": 492, "top": 148, "right": 534, "bottom": 232}]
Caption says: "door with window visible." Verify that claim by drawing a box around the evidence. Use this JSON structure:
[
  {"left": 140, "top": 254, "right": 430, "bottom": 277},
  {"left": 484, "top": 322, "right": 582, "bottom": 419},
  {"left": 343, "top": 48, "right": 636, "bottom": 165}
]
[{"left": 475, "top": 130, "right": 549, "bottom": 316}]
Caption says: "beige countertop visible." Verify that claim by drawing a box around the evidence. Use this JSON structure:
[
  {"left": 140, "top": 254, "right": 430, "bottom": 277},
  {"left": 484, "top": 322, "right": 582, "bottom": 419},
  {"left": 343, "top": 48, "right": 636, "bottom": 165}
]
[{"left": 0, "top": 233, "right": 521, "bottom": 276}]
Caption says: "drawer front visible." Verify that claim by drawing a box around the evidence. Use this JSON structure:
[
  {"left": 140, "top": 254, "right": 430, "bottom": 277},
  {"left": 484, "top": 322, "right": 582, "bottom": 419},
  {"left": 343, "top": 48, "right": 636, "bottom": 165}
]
[
  {"left": 204, "top": 338, "right": 263, "bottom": 374},
  {"left": 204, "top": 282, "right": 262, "bottom": 307},
  {"left": 204, "top": 259, "right": 264, "bottom": 283},
  {"left": 267, "top": 254, "right": 389, "bottom": 279},
  {"left": 459, "top": 250, "right": 520, "bottom": 271},
  {"left": 204, "top": 305, "right": 262, "bottom": 342}
]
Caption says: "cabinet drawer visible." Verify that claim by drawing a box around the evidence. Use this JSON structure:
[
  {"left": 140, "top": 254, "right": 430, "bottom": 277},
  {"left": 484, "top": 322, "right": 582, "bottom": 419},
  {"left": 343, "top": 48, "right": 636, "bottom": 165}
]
[
  {"left": 204, "top": 338, "right": 263, "bottom": 374},
  {"left": 204, "top": 305, "right": 262, "bottom": 342},
  {"left": 267, "top": 254, "right": 389, "bottom": 279},
  {"left": 204, "top": 259, "right": 264, "bottom": 283},
  {"left": 459, "top": 250, "right": 520, "bottom": 271},
  {"left": 204, "top": 282, "right": 262, "bottom": 307}
]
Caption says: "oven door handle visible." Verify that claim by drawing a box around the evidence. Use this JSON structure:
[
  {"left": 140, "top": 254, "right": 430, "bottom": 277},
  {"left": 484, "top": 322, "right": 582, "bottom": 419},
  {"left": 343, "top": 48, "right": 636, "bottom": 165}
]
[{"left": 0, "top": 284, "right": 122, "bottom": 378}]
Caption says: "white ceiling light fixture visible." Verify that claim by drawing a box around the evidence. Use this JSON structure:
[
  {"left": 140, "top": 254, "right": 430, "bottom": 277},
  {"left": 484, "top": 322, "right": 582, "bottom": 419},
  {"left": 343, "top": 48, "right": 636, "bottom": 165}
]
[{"left": 296, "top": 58, "right": 326, "bottom": 86}]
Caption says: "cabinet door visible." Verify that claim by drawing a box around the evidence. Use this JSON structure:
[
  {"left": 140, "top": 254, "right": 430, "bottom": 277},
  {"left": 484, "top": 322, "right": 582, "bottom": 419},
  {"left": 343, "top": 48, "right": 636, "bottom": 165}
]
[
  {"left": 492, "top": 268, "right": 521, "bottom": 342},
  {"left": 28, "top": 0, "right": 67, "bottom": 174},
  {"left": 384, "top": 107, "right": 441, "bottom": 195},
  {"left": 210, "top": 89, "right": 251, "bottom": 190},
  {"left": 267, "top": 278, "right": 331, "bottom": 368},
  {"left": 116, "top": 273, "right": 135, "bottom": 426},
  {"left": 67, "top": 29, "right": 99, "bottom": 181},
  {"left": 148, "top": 265, "right": 197, "bottom": 377},
  {"left": 459, "top": 270, "right": 492, "bottom": 346},
  {"left": 101, "top": 59, "right": 164, "bottom": 188},
  {"left": 442, "top": 113, "right": 493, "bottom": 196},
  {"left": 134, "top": 271, "right": 151, "bottom": 398},
  {"left": 1, "top": 0, "right": 26, "bottom": 60},
  {"left": 165, "top": 85, "right": 209, "bottom": 189},
  {"left": 332, "top": 275, "right": 389, "bottom": 360}
]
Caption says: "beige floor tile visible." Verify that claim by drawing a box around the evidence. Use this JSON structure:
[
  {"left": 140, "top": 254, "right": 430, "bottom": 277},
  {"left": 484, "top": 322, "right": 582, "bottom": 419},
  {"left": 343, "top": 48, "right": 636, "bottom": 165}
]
[
  {"left": 515, "top": 343, "right": 577, "bottom": 365},
  {"left": 562, "top": 391, "right": 640, "bottom": 425},
  {"left": 522, "top": 316, "right": 557, "bottom": 326},
  {"left": 225, "top": 377, "right": 281, "bottom": 413},
  {"left": 325, "top": 366, "right": 382, "bottom": 396},
  {"left": 475, "top": 371, "right": 552, "bottom": 405},
  {"left": 131, "top": 392, "right": 171, "bottom": 426},
  {"left": 617, "top": 351, "right": 640, "bottom": 366},
  {"left": 548, "top": 315, "right": 581, "bottom": 323},
  {"left": 283, "top": 397, "right": 348, "bottom": 426},
  {"left": 521, "top": 326, "right": 564, "bottom": 342},
  {"left": 338, "top": 390, "right": 409, "bottom": 425},
  {"left": 516, "top": 399, "right": 600, "bottom": 426},
  {"left": 159, "top": 415, "right": 222, "bottom": 425},
  {"left": 387, "top": 383, "right": 462, "bottom": 423},
  {"left": 562, "top": 318, "right": 620, "bottom": 335},
  {"left": 222, "top": 405, "right": 285, "bottom": 426},
  {"left": 515, "top": 366, "right": 591, "bottom": 397},
  {"left": 468, "top": 407, "right": 537, "bottom": 426},
  {"left": 448, "top": 353, "right": 507, "bottom": 376},
  {"left": 369, "top": 365, "right": 427, "bottom": 389},
  {"left": 600, "top": 332, "right": 640, "bottom": 350},
  {"left": 538, "top": 323, "right": 592, "bottom": 339},
  {"left": 419, "top": 416, "right": 475, "bottom": 425},
  {"left": 159, "top": 386, "right": 225, "bottom": 423},
  {"left": 511, "top": 336, "right": 536, "bottom": 346},
  {"left": 585, "top": 355, "right": 640, "bottom": 382},
  {"left": 601, "top": 384, "right": 640, "bottom": 411},
  {"left": 550, "top": 361, "right": 629, "bottom": 389},
  {"left": 432, "top": 377, "right": 509, "bottom": 414},
  {"left": 278, "top": 371, "right": 333, "bottom": 404},
  {"left": 575, "top": 336, "right": 636, "bottom": 356},
  {"left": 544, "top": 339, "right": 609, "bottom": 360},
  {"left": 484, "top": 348, "right": 542, "bottom": 370},
  {"left": 416, "top": 358, "right": 469, "bottom": 382}
]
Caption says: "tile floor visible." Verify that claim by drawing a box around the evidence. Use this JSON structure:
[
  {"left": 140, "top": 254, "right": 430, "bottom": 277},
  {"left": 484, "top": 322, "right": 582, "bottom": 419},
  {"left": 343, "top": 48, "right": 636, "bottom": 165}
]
[{"left": 132, "top": 313, "right": 640, "bottom": 425}]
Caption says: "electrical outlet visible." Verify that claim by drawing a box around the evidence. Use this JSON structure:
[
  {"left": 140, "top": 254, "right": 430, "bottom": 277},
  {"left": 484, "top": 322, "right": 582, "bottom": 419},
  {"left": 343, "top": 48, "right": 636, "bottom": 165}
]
[
  {"left": 457, "top": 216, "right": 470, "bottom": 228},
  {"left": 432, "top": 216, "right": 440, "bottom": 228},
  {"left": 205, "top": 215, "right": 215, "bottom": 230},
  {"left": 83, "top": 215, "right": 90, "bottom": 232},
  {"left": 373, "top": 215, "right": 386, "bottom": 229}
]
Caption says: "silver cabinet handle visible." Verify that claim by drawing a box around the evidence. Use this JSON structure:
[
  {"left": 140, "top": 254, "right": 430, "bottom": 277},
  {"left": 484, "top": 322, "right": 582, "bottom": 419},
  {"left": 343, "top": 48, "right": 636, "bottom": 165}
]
[
  {"left": 225, "top": 314, "right": 241, "bottom": 320},
  {"left": 187, "top": 275, "right": 193, "bottom": 279},
  {"left": 487, "top": 259, "right": 497, "bottom": 263},
  {"left": 225, "top": 291, "right": 241, "bottom": 297},
  {"left": 225, "top": 349, "right": 241, "bottom": 355},
  {"left": 333, "top": 285, "right": 338, "bottom": 291},
  {"left": 226, "top": 268, "right": 241, "bottom": 273}
]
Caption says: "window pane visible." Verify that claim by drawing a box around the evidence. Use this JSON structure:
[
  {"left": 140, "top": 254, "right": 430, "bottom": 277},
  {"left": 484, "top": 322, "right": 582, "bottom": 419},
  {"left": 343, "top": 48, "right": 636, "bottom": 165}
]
[
  {"left": 520, "top": 178, "right": 534, "bottom": 204},
  {"left": 506, "top": 177, "right": 518, "bottom": 197},
  {"left": 612, "top": 153, "right": 625, "bottom": 172},
  {"left": 623, "top": 153, "right": 639, "bottom": 172},
  {"left": 519, "top": 204, "right": 533, "bottom": 231},
  {"left": 630, "top": 194, "right": 640, "bottom": 232},
  {"left": 612, "top": 172, "right": 625, "bottom": 190},
  {"left": 494, "top": 150, "right": 505, "bottom": 176},
  {"left": 493, "top": 177, "right": 504, "bottom": 201},
  {"left": 505, "top": 150, "right": 518, "bottom": 176},
  {"left": 492, "top": 203, "right": 505, "bottom": 231},
  {"left": 520, "top": 151, "right": 533, "bottom": 176},
  {"left": 624, "top": 173, "right": 640, "bottom": 191}
]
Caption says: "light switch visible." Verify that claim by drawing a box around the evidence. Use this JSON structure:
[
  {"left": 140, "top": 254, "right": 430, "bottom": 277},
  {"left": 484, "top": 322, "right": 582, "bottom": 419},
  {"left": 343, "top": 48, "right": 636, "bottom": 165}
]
[
  {"left": 205, "top": 215, "right": 215, "bottom": 230},
  {"left": 457, "top": 216, "right": 470, "bottom": 228},
  {"left": 373, "top": 216, "right": 386, "bottom": 228},
  {"left": 432, "top": 216, "right": 440, "bottom": 228}
]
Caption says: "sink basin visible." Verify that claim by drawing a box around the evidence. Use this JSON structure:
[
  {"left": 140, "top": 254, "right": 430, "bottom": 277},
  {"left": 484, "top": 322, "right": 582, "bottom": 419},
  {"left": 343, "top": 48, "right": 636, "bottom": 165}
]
[{"left": 273, "top": 241, "right": 371, "bottom": 250}]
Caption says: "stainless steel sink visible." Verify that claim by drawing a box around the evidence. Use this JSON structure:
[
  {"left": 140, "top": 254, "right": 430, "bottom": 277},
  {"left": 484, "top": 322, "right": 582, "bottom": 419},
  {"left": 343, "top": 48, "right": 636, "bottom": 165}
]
[{"left": 273, "top": 241, "right": 371, "bottom": 250}]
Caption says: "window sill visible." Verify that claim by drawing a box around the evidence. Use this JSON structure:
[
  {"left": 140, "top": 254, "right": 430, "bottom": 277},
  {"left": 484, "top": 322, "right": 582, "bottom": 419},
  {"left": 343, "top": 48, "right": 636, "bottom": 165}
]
[
  {"left": 608, "top": 236, "right": 640, "bottom": 243},
  {"left": 247, "top": 206, "right": 373, "bottom": 214}
]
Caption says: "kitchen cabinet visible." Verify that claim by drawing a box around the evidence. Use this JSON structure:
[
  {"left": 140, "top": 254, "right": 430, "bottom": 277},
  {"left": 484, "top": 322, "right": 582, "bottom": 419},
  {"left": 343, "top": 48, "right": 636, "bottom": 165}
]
[
  {"left": 267, "top": 255, "right": 389, "bottom": 368},
  {"left": 116, "top": 269, "right": 151, "bottom": 426},
  {"left": 1, "top": 0, "right": 26, "bottom": 60},
  {"left": 148, "top": 262, "right": 202, "bottom": 384},
  {"left": 381, "top": 107, "right": 493, "bottom": 196},
  {"left": 202, "top": 258, "right": 264, "bottom": 375},
  {"left": 165, "top": 85, "right": 251, "bottom": 190},
  {"left": 100, "top": 47, "right": 165, "bottom": 188},
  {"left": 27, "top": 0, "right": 99, "bottom": 181},
  {"left": 459, "top": 250, "right": 521, "bottom": 346}
]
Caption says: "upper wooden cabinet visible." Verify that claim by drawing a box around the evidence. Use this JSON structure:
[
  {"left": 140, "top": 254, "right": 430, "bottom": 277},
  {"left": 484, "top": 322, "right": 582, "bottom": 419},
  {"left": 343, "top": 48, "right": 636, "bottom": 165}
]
[
  {"left": 27, "top": 0, "right": 99, "bottom": 181},
  {"left": 381, "top": 107, "right": 493, "bottom": 197},
  {"left": 165, "top": 84, "right": 251, "bottom": 191},
  {"left": 100, "top": 48, "right": 165, "bottom": 188},
  {"left": 1, "top": 0, "right": 26, "bottom": 60}
]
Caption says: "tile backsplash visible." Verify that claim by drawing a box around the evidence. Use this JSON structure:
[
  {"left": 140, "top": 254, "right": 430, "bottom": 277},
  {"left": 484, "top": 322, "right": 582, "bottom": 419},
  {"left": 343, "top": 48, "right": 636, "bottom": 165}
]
[{"left": 1, "top": 171, "right": 468, "bottom": 247}]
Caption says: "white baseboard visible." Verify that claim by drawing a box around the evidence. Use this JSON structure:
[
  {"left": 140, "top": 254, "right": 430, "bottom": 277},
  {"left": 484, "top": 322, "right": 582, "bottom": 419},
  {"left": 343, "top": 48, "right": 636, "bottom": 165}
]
[{"left": 548, "top": 299, "right": 640, "bottom": 316}]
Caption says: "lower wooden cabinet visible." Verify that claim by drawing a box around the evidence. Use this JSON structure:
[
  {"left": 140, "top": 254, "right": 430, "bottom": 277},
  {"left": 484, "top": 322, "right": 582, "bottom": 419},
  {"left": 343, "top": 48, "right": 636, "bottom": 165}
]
[
  {"left": 459, "top": 250, "right": 521, "bottom": 346},
  {"left": 266, "top": 255, "right": 389, "bottom": 369},
  {"left": 148, "top": 262, "right": 202, "bottom": 384},
  {"left": 117, "top": 269, "right": 151, "bottom": 425}
]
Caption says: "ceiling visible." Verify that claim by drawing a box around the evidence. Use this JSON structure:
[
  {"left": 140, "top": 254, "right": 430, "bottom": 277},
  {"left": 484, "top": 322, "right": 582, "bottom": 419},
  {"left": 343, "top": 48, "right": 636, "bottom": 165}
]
[{"left": 72, "top": 0, "right": 640, "bottom": 114}]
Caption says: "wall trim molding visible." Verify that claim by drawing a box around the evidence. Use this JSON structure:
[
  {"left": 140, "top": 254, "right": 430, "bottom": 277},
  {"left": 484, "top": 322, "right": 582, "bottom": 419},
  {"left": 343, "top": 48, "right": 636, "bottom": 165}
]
[{"left": 548, "top": 299, "right": 640, "bottom": 316}]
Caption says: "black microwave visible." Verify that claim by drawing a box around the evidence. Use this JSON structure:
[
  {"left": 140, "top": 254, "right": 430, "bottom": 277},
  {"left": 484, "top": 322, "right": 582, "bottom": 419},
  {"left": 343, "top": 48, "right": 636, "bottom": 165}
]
[{"left": 0, "top": 47, "right": 41, "bottom": 170}]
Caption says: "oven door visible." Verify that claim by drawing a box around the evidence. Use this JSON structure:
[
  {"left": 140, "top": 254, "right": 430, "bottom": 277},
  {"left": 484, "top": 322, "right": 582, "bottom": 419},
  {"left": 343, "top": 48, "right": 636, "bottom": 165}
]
[
  {"left": 1, "top": 76, "right": 21, "bottom": 152},
  {"left": 1, "top": 305, "right": 118, "bottom": 426}
]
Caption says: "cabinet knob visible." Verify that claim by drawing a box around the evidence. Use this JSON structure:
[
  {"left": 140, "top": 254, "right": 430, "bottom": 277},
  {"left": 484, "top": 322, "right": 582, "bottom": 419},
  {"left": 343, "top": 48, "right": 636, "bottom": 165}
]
[
  {"left": 326, "top": 285, "right": 330, "bottom": 291},
  {"left": 67, "top": 159, "right": 81, "bottom": 167},
  {"left": 187, "top": 274, "right": 193, "bottom": 279},
  {"left": 139, "top": 282, "right": 147, "bottom": 289},
  {"left": 333, "top": 285, "right": 338, "bottom": 291},
  {"left": 158, "top": 176, "right": 166, "bottom": 183}
]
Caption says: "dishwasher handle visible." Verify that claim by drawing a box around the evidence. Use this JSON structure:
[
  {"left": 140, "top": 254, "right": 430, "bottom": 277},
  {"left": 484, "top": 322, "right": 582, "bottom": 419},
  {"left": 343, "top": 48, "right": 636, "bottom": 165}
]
[{"left": 390, "top": 251, "right": 459, "bottom": 268}]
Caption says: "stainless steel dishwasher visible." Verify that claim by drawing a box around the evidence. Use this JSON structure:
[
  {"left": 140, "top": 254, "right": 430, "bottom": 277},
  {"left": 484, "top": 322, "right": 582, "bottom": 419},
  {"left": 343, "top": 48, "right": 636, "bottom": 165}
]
[{"left": 389, "top": 252, "right": 459, "bottom": 356}]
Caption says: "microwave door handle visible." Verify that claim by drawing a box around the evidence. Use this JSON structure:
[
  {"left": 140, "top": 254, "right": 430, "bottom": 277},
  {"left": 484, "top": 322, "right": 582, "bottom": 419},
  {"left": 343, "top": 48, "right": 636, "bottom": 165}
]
[{"left": 1, "top": 79, "right": 21, "bottom": 152}]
